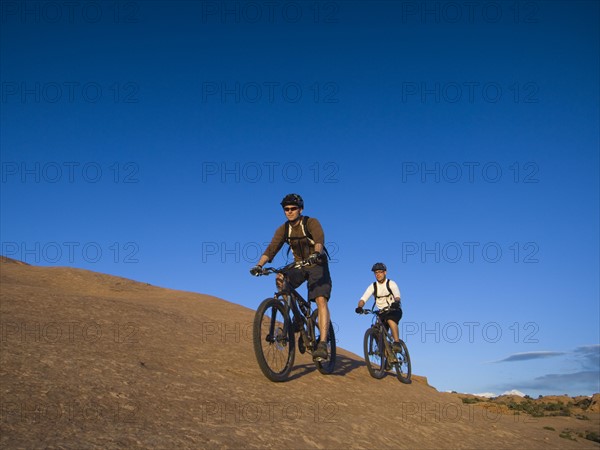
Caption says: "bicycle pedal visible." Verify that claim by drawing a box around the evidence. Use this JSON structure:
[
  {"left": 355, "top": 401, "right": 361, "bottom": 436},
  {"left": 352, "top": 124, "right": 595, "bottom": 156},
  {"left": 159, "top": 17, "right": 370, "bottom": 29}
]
[{"left": 312, "top": 353, "right": 329, "bottom": 362}]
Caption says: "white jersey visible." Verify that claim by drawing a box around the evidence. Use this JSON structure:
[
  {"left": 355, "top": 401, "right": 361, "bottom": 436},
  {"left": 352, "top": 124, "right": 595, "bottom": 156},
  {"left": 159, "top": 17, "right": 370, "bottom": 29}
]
[{"left": 360, "top": 279, "right": 401, "bottom": 310}]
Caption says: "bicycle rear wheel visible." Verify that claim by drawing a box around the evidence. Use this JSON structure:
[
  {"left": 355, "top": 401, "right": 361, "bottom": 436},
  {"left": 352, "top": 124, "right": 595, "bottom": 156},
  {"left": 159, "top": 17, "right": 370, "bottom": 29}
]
[
  {"left": 311, "top": 310, "right": 336, "bottom": 374},
  {"left": 363, "top": 327, "right": 385, "bottom": 379},
  {"left": 390, "top": 339, "right": 412, "bottom": 384},
  {"left": 253, "top": 298, "right": 295, "bottom": 382}
]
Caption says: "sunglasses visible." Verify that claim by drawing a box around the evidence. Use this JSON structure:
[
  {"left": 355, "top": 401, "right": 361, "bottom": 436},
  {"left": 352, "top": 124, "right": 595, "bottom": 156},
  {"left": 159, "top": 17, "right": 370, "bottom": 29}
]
[{"left": 283, "top": 206, "right": 299, "bottom": 212}]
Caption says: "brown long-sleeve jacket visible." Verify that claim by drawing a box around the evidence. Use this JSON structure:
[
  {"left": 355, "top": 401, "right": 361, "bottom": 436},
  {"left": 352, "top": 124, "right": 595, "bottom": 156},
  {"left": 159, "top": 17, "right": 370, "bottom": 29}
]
[{"left": 263, "top": 216, "right": 325, "bottom": 262}]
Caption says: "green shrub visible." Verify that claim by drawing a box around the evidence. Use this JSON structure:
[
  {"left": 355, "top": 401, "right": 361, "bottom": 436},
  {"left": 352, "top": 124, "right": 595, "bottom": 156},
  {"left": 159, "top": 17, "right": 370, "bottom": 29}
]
[
  {"left": 585, "top": 432, "right": 600, "bottom": 443},
  {"left": 575, "top": 398, "right": 592, "bottom": 409},
  {"left": 507, "top": 400, "right": 575, "bottom": 417},
  {"left": 559, "top": 431, "right": 576, "bottom": 441}
]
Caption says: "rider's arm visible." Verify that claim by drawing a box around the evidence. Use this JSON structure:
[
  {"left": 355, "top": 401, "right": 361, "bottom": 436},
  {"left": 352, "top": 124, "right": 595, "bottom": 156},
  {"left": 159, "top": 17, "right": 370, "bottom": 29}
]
[
  {"left": 256, "top": 254, "right": 270, "bottom": 268},
  {"left": 357, "top": 284, "right": 375, "bottom": 308},
  {"left": 390, "top": 280, "right": 401, "bottom": 302},
  {"left": 260, "top": 224, "right": 286, "bottom": 265},
  {"left": 306, "top": 218, "right": 325, "bottom": 250}
]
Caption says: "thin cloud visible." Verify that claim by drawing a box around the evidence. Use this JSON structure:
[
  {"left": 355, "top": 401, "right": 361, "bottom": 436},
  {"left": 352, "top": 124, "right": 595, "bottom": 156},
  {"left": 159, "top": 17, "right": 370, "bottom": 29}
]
[
  {"left": 472, "top": 392, "right": 496, "bottom": 398},
  {"left": 488, "top": 345, "right": 600, "bottom": 396},
  {"left": 573, "top": 345, "right": 600, "bottom": 370},
  {"left": 500, "top": 389, "right": 526, "bottom": 397},
  {"left": 515, "top": 371, "right": 600, "bottom": 392},
  {"left": 495, "top": 371, "right": 600, "bottom": 396},
  {"left": 494, "top": 351, "right": 565, "bottom": 363}
]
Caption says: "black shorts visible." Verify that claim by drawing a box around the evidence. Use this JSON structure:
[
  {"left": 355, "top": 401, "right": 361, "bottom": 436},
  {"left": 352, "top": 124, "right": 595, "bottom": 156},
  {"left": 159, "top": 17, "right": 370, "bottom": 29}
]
[
  {"left": 379, "top": 308, "right": 402, "bottom": 324},
  {"left": 286, "top": 261, "right": 332, "bottom": 301}
]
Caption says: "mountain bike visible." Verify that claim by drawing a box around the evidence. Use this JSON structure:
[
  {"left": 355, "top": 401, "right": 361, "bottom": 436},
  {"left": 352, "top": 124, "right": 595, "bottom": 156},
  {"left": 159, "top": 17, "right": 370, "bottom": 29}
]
[
  {"left": 253, "top": 259, "right": 336, "bottom": 382},
  {"left": 358, "top": 308, "right": 411, "bottom": 383}
]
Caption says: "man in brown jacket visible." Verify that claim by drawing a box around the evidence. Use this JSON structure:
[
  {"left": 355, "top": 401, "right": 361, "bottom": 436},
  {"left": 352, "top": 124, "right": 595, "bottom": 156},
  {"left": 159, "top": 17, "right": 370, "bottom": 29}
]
[{"left": 250, "top": 193, "right": 332, "bottom": 360}]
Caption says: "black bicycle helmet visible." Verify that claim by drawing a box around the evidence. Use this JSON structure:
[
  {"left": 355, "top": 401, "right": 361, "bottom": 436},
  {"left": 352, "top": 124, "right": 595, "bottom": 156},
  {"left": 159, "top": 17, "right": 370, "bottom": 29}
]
[
  {"left": 371, "top": 262, "right": 387, "bottom": 272},
  {"left": 280, "top": 193, "right": 304, "bottom": 209}
]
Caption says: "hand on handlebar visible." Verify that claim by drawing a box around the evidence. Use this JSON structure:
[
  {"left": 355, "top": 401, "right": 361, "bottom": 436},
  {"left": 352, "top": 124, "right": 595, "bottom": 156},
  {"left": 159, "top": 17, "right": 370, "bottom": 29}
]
[
  {"left": 306, "top": 252, "right": 321, "bottom": 265},
  {"left": 355, "top": 306, "right": 364, "bottom": 314},
  {"left": 250, "top": 265, "right": 263, "bottom": 276}
]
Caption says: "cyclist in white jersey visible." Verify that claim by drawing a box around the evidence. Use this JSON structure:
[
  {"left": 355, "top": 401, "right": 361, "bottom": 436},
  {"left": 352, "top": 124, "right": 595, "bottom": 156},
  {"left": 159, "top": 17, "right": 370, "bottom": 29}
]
[{"left": 356, "top": 262, "right": 403, "bottom": 352}]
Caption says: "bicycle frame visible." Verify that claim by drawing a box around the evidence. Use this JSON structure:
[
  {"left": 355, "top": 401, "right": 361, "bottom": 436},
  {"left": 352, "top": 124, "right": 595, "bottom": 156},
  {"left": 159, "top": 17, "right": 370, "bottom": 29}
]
[
  {"left": 269, "top": 265, "right": 318, "bottom": 353},
  {"left": 367, "top": 310, "right": 395, "bottom": 360}
]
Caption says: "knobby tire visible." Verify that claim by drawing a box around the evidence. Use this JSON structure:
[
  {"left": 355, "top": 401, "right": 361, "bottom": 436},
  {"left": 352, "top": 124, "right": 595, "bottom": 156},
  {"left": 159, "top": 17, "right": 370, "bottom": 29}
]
[
  {"left": 253, "top": 298, "right": 295, "bottom": 382},
  {"left": 391, "top": 339, "right": 412, "bottom": 384},
  {"left": 363, "top": 327, "right": 385, "bottom": 379}
]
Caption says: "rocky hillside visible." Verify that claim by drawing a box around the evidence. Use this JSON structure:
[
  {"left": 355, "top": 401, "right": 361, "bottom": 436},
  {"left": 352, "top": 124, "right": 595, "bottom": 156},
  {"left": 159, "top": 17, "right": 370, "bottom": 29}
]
[{"left": 1, "top": 257, "right": 598, "bottom": 449}]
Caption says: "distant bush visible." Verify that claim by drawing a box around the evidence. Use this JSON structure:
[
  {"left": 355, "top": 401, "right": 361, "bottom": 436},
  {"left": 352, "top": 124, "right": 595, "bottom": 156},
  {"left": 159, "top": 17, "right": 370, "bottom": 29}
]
[
  {"left": 545, "top": 402, "right": 571, "bottom": 417},
  {"left": 543, "top": 426, "right": 555, "bottom": 431},
  {"left": 585, "top": 431, "right": 600, "bottom": 443},
  {"left": 574, "top": 398, "right": 592, "bottom": 409},
  {"left": 559, "top": 430, "right": 576, "bottom": 441},
  {"left": 506, "top": 400, "right": 572, "bottom": 417},
  {"left": 507, "top": 400, "right": 545, "bottom": 417},
  {"left": 461, "top": 397, "right": 483, "bottom": 404}
]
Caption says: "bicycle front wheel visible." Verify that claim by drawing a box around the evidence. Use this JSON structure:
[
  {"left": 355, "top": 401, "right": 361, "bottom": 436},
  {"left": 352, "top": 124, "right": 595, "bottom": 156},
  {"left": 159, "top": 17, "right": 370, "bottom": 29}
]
[
  {"left": 363, "top": 327, "right": 385, "bottom": 379},
  {"left": 253, "top": 298, "right": 295, "bottom": 382},
  {"left": 391, "top": 339, "right": 412, "bottom": 384}
]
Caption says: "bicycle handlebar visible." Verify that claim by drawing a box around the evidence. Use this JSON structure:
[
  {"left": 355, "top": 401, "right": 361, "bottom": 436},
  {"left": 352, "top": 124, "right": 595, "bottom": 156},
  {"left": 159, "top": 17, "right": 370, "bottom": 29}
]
[
  {"left": 359, "top": 309, "right": 379, "bottom": 315},
  {"left": 258, "top": 259, "right": 311, "bottom": 276},
  {"left": 358, "top": 307, "right": 394, "bottom": 315}
]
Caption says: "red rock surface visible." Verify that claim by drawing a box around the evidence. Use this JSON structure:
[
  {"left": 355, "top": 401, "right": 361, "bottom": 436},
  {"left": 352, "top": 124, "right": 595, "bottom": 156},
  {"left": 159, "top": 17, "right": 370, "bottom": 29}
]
[{"left": 1, "top": 258, "right": 598, "bottom": 449}]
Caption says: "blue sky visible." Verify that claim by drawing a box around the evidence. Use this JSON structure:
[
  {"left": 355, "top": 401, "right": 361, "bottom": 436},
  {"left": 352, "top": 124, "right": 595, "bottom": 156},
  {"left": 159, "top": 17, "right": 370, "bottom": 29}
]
[{"left": 1, "top": 0, "right": 598, "bottom": 398}]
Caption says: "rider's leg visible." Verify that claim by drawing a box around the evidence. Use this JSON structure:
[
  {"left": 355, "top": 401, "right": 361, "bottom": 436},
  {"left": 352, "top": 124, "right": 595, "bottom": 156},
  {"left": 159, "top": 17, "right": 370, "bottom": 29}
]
[
  {"left": 387, "top": 318, "right": 400, "bottom": 342},
  {"left": 305, "top": 262, "right": 331, "bottom": 358},
  {"left": 276, "top": 273, "right": 286, "bottom": 291},
  {"left": 315, "top": 296, "right": 330, "bottom": 341},
  {"left": 283, "top": 269, "right": 305, "bottom": 330}
]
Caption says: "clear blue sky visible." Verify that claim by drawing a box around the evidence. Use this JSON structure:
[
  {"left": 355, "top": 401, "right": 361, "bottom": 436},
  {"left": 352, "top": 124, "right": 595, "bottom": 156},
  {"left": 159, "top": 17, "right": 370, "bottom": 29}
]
[{"left": 1, "top": 1, "right": 598, "bottom": 397}]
